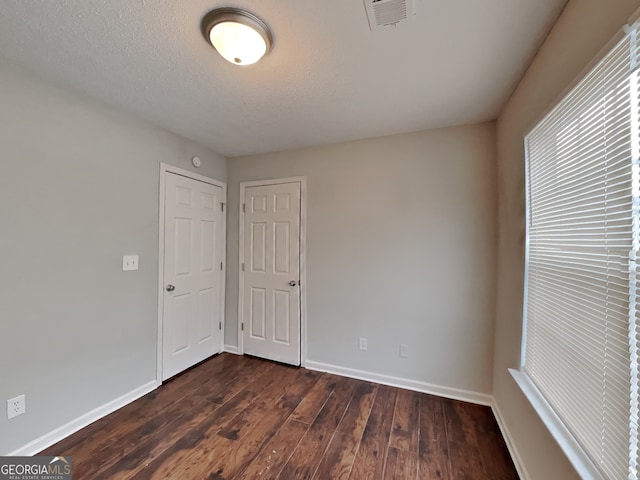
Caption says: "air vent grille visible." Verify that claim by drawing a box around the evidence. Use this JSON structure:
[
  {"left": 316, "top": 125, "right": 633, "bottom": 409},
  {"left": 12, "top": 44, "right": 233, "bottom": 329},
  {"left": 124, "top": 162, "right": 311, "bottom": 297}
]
[{"left": 364, "top": 0, "right": 414, "bottom": 30}]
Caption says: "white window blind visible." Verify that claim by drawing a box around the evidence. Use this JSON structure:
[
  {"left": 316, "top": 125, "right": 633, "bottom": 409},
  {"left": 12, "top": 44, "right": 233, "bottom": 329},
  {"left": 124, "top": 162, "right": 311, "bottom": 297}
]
[{"left": 521, "top": 22, "right": 640, "bottom": 480}]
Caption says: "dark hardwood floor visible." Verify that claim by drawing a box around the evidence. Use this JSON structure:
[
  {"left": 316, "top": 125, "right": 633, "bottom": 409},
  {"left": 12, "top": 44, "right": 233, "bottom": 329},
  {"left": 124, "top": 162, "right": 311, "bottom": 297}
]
[{"left": 40, "top": 353, "right": 518, "bottom": 479}]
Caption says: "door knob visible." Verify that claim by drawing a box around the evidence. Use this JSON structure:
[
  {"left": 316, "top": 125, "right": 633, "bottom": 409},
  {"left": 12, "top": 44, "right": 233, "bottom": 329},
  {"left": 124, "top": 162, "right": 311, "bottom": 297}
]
[
  {"left": 166, "top": 284, "right": 175, "bottom": 292},
  {"left": 289, "top": 280, "right": 298, "bottom": 287}
]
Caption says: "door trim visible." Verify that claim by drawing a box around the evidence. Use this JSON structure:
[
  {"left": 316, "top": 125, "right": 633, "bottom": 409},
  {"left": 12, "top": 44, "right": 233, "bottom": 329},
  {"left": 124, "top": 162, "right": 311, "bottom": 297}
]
[
  {"left": 238, "top": 177, "right": 307, "bottom": 366},
  {"left": 157, "top": 163, "right": 227, "bottom": 384}
]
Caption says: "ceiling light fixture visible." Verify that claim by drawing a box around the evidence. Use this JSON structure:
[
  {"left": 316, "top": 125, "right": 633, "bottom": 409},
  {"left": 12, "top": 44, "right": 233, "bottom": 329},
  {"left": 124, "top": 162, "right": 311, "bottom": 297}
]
[{"left": 201, "top": 7, "right": 272, "bottom": 66}]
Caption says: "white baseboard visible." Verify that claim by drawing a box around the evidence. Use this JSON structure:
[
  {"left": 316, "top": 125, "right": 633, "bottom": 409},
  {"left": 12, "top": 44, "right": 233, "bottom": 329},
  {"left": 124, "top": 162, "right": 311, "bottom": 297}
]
[
  {"left": 305, "top": 360, "right": 493, "bottom": 406},
  {"left": 491, "top": 400, "right": 530, "bottom": 480},
  {"left": 7, "top": 380, "right": 158, "bottom": 456},
  {"left": 224, "top": 344, "right": 240, "bottom": 355}
]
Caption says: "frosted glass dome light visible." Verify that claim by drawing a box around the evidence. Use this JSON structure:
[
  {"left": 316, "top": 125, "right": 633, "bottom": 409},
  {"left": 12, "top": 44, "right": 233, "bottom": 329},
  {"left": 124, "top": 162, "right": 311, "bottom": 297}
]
[{"left": 202, "top": 8, "right": 272, "bottom": 66}]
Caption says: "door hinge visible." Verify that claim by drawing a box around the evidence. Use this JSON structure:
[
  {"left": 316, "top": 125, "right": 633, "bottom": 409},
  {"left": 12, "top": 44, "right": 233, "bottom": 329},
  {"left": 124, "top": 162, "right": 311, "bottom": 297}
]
[
  {"left": 241, "top": 262, "right": 245, "bottom": 272},
  {"left": 221, "top": 202, "right": 226, "bottom": 212},
  {"left": 241, "top": 322, "right": 244, "bottom": 331},
  {"left": 220, "top": 261, "right": 223, "bottom": 271},
  {"left": 218, "top": 321, "right": 222, "bottom": 330},
  {"left": 242, "top": 203, "right": 246, "bottom": 213}
]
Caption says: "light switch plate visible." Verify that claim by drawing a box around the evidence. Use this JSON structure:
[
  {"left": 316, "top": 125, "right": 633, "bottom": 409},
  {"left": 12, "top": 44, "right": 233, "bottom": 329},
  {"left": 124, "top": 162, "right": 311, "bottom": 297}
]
[
  {"left": 123, "top": 255, "right": 139, "bottom": 271},
  {"left": 400, "top": 344, "right": 409, "bottom": 358}
]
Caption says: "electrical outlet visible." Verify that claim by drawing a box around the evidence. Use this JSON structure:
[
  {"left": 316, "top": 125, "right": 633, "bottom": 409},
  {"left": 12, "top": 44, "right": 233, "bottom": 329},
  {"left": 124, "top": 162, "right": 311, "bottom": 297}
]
[
  {"left": 122, "top": 255, "right": 139, "bottom": 271},
  {"left": 359, "top": 337, "right": 368, "bottom": 351},
  {"left": 400, "top": 344, "right": 409, "bottom": 358},
  {"left": 7, "top": 394, "right": 25, "bottom": 419}
]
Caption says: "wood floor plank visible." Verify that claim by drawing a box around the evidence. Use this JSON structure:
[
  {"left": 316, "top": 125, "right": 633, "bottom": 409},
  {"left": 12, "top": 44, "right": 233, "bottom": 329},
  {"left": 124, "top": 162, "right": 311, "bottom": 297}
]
[
  {"left": 475, "top": 407, "right": 518, "bottom": 480},
  {"left": 389, "top": 389, "right": 420, "bottom": 452},
  {"left": 150, "top": 368, "right": 319, "bottom": 479},
  {"left": 311, "top": 380, "right": 377, "bottom": 480},
  {"left": 443, "top": 400, "right": 518, "bottom": 480},
  {"left": 113, "top": 392, "right": 251, "bottom": 480},
  {"left": 42, "top": 353, "right": 258, "bottom": 479},
  {"left": 104, "top": 375, "right": 271, "bottom": 479},
  {"left": 277, "top": 423, "right": 334, "bottom": 479},
  {"left": 201, "top": 369, "right": 321, "bottom": 480},
  {"left": 134, "top": 369, "right": 308, "bottom": 480},
  {"left": 100, "top": 357, "right": 280, "bottom": 479},
  {"left": 383, "top": 447, "right": 418, "bottom": 480},
  {"left": 337, "top": 380, "right": 378, "bottom": 440},
  {"left": 418, "top": 394, "right": 450, "bottom": 480},
  {"left": 216, "top": 368, "right": 319, "bottom": 442},
  {"left": 312, "top": 431, "right": 360, "bottom": 480},
  {"left": 38, "top": 354, "right": 519, "bottom": 480},
  {"left": 236, "top": 419, "right": 310, "bottom": 480},
  {"left": 278, "top": 376, "right": 360, "bottom": 479},
  {"left": 310, "top": 376, "right": 360, "bottom": 432},
  {"left": 290, "top": 373, "right": 340, "bottom": 424},
  {"left": 443, "top": 398, "right": 483, "bottom": 480},
  {"left": 348, "top": 385, "right": 398, "bottom": 480}
]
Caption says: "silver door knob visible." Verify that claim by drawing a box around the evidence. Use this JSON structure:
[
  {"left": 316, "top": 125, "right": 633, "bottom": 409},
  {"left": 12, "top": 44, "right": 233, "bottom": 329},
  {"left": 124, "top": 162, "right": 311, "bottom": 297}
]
[
  {"left": 289, "top": 280, "right": 298, "bottom": 287},
  {"left": 166, "top": 284, "right": 175, "bottom": 292}
]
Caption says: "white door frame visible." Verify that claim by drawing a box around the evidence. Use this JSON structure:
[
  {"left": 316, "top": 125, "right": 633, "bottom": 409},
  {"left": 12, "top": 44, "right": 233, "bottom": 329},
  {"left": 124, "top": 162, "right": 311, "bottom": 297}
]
[
  {"left": 157, "top": 162, "right": 227, "bottom": 384},
  {"left": 238, "top": 177, "right": 307, "bottom": 366}
]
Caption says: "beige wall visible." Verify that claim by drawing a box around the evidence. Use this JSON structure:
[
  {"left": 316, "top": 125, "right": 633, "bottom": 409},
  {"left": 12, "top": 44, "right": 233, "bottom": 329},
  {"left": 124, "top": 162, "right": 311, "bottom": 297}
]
[
  {"left": 493, "top": 0, "right": 640, "bottom": 478},
  {"left": 226, "top": 123, "right": 497, "bottom": 396},
  {"left": 0, "top": 62, "right": 226, "bottom": 454}
]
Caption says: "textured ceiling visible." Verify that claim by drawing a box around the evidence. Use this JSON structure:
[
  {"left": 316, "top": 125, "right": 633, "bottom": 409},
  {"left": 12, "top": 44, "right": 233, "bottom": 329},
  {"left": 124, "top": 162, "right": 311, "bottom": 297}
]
[{"left": 0, "top": 0, "right": 566, "bottom": 157}]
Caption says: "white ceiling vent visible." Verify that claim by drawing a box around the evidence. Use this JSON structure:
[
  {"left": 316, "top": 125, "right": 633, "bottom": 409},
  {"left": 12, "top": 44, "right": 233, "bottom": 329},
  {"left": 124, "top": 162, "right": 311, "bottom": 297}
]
[{"left": 364, "top": 0, "right": 414, "bottom": 30}]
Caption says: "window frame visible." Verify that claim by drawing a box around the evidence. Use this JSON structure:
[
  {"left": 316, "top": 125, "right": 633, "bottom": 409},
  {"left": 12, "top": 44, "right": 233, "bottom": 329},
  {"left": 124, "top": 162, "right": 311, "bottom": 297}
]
[{"left": 511, "top": 16, "right": 640, "bottom": 480}]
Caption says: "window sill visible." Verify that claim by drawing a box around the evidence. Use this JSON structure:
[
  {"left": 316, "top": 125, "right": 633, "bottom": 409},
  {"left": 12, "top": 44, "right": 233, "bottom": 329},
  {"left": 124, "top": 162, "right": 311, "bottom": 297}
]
[{"left": 508, "top": 369, "right": 605, "bottom": 480}]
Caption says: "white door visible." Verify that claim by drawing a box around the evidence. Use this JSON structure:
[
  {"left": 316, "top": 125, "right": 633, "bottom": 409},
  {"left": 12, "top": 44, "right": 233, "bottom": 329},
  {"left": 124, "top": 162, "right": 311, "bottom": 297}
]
[
  {"left": 242, "top": 182, "right": 301, "bottom": 365},
  {"left": 162, "top": 172, "right": 224, "bottom": 380}
]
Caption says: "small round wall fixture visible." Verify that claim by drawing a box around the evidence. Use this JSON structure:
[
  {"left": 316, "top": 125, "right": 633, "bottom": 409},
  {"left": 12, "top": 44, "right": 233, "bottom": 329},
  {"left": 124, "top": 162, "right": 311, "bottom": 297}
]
[
  {"left": 201, "top": 7, "right": 273, "bottom": 66},
  {"left": 191, "top": 156, "right": 201, "bottom": 167}
]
